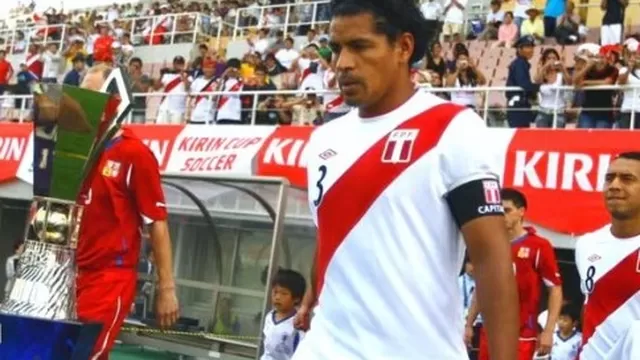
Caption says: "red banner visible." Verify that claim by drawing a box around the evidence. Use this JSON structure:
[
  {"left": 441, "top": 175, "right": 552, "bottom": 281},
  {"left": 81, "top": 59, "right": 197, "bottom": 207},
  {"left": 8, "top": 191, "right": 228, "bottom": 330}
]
[
  {"left": 503, "top": 130, "right": 640, "bottom": 235},
  {"left": 127, "top": 125, "right": 184, "bottom": 171},
  {"left": 0, "top": 124, "right": 32, "bottom": 183},
  {"left": 255, "top": 126, "right": 312, "bottom": 188}
]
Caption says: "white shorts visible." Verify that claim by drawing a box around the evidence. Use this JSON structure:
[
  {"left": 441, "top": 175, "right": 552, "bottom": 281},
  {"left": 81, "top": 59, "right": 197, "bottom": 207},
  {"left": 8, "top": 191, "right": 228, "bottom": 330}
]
[
  {"left": 156, "top": 110, "right": 184, "bottom": 125},
  {"left": 442, "top": 22, "right": 463, "bottom": 36},
  {"left": 601, "top": 24, "right": 622, "bottom": 46}
]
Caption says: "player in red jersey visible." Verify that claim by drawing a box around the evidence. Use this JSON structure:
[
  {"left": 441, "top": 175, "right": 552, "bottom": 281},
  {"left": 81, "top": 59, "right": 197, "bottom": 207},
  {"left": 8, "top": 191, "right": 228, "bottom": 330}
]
[
  {"left": 75, "top": 64, "right": 179, "bottom": 359},
  {"left": 575, "top": 152, "right": 640, "bottom": 360},
  {"left": 466, "top": 188, "right": 563, "bottom": 360}
]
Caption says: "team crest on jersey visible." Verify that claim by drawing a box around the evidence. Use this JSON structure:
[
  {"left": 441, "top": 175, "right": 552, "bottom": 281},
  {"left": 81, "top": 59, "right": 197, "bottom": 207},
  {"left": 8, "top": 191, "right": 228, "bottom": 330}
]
[
  {"left": 381, "top": 129, "right": 419, "bottom": 163},
  {"left": 482, "top": 180, "right": 501, "bottom": 204},
  {"left": 517, "top": 247, "right": 530, "bottom": 259},
  {"left": 102, "top": 160, "right": 121, "bottom": 178}
]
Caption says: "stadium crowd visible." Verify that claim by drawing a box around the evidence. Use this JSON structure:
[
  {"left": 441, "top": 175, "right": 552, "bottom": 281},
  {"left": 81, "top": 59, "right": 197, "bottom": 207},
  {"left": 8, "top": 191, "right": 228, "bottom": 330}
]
[{"left": 0, "top": 0, "right": 638, "bottom": 129}]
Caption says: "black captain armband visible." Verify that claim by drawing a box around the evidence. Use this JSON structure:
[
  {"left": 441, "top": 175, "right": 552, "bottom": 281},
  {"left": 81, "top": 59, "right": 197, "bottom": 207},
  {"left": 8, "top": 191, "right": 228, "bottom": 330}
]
[{"left": 446, "top": 178, "right": 504, "bottom": 228}]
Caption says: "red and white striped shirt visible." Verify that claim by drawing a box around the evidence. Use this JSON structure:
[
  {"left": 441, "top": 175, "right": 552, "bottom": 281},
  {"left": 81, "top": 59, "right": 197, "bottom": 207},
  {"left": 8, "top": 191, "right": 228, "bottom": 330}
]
[{"left": 576, "top": 226, "right": 640, "bottom": 359}]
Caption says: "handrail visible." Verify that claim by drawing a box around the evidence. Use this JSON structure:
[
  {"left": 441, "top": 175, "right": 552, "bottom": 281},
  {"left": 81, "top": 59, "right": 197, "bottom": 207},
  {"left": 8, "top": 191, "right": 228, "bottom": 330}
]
[
  {"left": 0, "top": 23, "right": 68, "bottom": 55},
  {"left": 93, "top": 12, "right": 216, "bottom": 47},
  {"left": 230, "top": 0, "right": 331, "bottom": 40},
  {"left": 2, "top": 83, "right": 640, "bottom": 128}
]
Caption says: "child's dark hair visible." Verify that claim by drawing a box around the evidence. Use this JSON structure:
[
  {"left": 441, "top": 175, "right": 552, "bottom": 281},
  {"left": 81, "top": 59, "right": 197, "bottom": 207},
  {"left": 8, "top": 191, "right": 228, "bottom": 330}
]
[
  {"left": 560, "top": 304, "right": 579, "bottom": 322},
  {"left": 271, "top": 269, "right": 306, "bottom": 300}
]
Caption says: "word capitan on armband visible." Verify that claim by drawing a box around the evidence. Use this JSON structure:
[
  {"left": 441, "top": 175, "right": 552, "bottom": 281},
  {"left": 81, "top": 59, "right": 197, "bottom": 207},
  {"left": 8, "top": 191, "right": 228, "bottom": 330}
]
[{"left": 477, "top": 204, "right": 504, "bottom": 214}]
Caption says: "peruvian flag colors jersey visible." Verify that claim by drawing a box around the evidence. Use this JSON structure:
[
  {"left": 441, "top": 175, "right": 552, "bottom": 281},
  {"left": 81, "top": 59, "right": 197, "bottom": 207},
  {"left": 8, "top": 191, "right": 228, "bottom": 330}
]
[
  {"left": 189, "top": 76, "right": 217, "bottom": 124},
  {"left": 575, "top": 226, "right": 640, "bottom": 360},
  {"left": 512, "top": 227, "right": 562, "bottom": 340},
  {"left": 159, "top": 72, "right": 190, "bottom": 115},
  {"left": 292, "top": 91, "right": 500, "bottom": 359},
  {"left": 215, "top": 78, "right": 243, "bottom": 122},
  {"left": 322, "top": 70, "right": 350, "bottom": 115}
]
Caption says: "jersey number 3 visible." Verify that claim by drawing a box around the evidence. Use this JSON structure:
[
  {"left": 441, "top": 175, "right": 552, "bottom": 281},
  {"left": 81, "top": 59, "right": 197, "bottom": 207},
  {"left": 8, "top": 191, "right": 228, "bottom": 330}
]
[{"left": 313, "top": 165, "right": 327, "bottom": 206}]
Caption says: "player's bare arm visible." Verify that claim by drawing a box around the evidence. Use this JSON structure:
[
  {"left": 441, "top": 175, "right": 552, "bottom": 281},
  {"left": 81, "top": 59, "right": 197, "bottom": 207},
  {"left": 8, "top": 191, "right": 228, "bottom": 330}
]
[
  {"left": 539, "top": 284, "right": 562, "bottom": 354},
  {"left": 148, "top": 220, "right": 179, "bottom": 329},
  {"left": 462, "top": 216, "right": 519, "bottom": 360}
]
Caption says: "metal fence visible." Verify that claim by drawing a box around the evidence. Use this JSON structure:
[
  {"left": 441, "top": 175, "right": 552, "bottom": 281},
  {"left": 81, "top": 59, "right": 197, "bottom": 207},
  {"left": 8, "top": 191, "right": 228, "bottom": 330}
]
[{"left": 2, "top": 84, "right": 640, "bottom": 129}]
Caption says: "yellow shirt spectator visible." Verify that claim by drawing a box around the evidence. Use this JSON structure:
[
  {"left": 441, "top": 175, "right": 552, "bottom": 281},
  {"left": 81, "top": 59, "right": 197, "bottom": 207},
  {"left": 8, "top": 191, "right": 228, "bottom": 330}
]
[{"left": 521, "top": 9, "right": 544, "bottom": 40}]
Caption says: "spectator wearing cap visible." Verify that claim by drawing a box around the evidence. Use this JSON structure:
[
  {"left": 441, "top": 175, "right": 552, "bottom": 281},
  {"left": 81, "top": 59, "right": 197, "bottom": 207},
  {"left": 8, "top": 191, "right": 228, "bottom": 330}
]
[
  {"left": 520, "top": 7, "right": 544, "bottom": 44},
  {"left": 154, "top": 55, "right": 191, "bottom": 125},
  {"left": 442, "top": 0, "right": 467, "bottom": 45},
  {"left": 42, "top": 43, "right": 62, "bottom": 84},
  {"left": 62, "top": 55, "right": 86, "bottom": 87},
  {"left": 317, "top": 35, "right": 332, "bottom": 60},
  {"left": 275, "top": 37, "right": 300, "bottom": 71},
  {"left": 601, "top": 0, "right": 627, "bottom": 46},
  {"left": 573, "top": 45, "right": 618, "bottom": 128},
  {"left": 616, "top": 40, "right": 640, "bottom": 129},
  {"left": 543, "top": 0, "right": 566, "bottom": 38},
  {"left": 215, "top": 58, "right": 245, "bottom": 125},
  {"left": 479, "top": 1, "right": 504, "bottom": 41},
  {"left": 512, "top": 0, "right": 534, "bottom": 32},
  {"left": 506, "top": 35, "right": 540, "bottom": 128}
]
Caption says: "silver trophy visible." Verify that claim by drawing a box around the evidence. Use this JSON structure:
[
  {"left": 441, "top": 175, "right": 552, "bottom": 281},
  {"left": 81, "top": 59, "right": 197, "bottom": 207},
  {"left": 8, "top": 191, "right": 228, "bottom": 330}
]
[
  {"left": 0, "top": 69, "right": 132, "bottom": 322},
  {"left": 2, "top": 198, "right": 83, "bottom": 320}
]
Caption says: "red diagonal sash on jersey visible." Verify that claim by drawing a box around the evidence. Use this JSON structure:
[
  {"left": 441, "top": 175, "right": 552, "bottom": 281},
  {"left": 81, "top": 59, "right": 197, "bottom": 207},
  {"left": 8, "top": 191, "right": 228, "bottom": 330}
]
[
  {"left": 162, "top": 75, "right": 183, "bottom": 103},
  {"left": 194, "top": 77, "right": 218, "bottom": 106},
  {"left": 325, "top": 95, "right": 344, "bottom": 112},
  {"left": 315, "top": 103, "right": 466, "bottom": 294},
  {"left": 581, "top": 249, "right": 640, "bottom": 351},
  {"left": 217, "top": 80, "right": 243, "bottom": 109}
]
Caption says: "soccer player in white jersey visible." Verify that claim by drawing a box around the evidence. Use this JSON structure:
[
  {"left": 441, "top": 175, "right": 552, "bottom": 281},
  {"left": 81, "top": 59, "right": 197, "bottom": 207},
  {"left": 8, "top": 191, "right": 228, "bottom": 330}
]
[
  {"left": 575, "top": 152, "right": 640, "bottom": 360},
  {"left": 291, "top": 0, "right": 520, "bottom": 359},
  {"left": 261, "top": 269, "right": 306, "bottom": 360},
  {"left": 550, "top": 305, "right": 582, "bottom": 360}
]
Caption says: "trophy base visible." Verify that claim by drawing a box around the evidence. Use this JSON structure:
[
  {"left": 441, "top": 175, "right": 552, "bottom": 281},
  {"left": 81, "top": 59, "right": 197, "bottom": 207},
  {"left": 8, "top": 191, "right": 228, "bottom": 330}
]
[
  {"left": 1, "top": 240, "right": 77, "bottom": 320},
  {"left": 0, "top": 313, "right": 102, "bottom": 360}
]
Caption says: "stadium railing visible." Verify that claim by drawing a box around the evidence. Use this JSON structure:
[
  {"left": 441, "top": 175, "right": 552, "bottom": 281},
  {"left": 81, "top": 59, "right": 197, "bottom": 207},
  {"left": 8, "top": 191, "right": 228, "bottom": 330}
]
[
  {"left": 0, "top": 23, "right": 68, "bottom": 55},
  {"left": 93, "top": 12, "right": 226, "bottom": 47},
  {"left": 229, "top": 0, "right": 331, "bottom": 40},
  {"left": 0, "top": 84, "right": 638, "bottom": 129}
]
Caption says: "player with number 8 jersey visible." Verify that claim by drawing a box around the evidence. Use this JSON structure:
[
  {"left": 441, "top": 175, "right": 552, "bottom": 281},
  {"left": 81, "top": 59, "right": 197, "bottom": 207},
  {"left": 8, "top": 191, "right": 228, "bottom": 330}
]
[
  {"left": 291, "top": 0, "right": 520, "bottom": 359},
  {"left": 575, "top": 152, "right": 640, "bottom": 360}
]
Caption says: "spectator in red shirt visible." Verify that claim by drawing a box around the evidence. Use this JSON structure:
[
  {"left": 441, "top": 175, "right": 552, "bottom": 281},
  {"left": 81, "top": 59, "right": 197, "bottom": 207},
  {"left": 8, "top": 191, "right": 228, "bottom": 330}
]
[
  {"left": 76, "top": 64, "right": 179, "bottom": 359},
  {"left": 466, "top": 189, "right": 563, "bottom": 360},
  {"left": 93, "top": 25, "right": 114, "bottom": 64},
  {"left": 0, "top": 50, "right": 14, "bottom": 95}
]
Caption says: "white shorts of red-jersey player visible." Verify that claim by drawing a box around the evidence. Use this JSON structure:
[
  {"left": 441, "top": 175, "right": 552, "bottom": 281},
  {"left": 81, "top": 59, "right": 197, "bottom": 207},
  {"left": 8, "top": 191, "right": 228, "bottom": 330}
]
[
  {"left": 157, "top": 72, "right": 191, "bottom": 125},
  {"left": 292, "top": 91, "right": 501, "bottom": 359},
  {"left": 575, "top": 226, "right": 640, "bottom": 360}
]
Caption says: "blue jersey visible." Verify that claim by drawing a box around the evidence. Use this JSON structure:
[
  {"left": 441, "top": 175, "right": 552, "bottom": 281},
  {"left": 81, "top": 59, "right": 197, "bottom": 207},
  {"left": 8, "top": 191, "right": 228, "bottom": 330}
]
[{"left": 261, "top": 310, "right": 303, "bottom": 360}]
